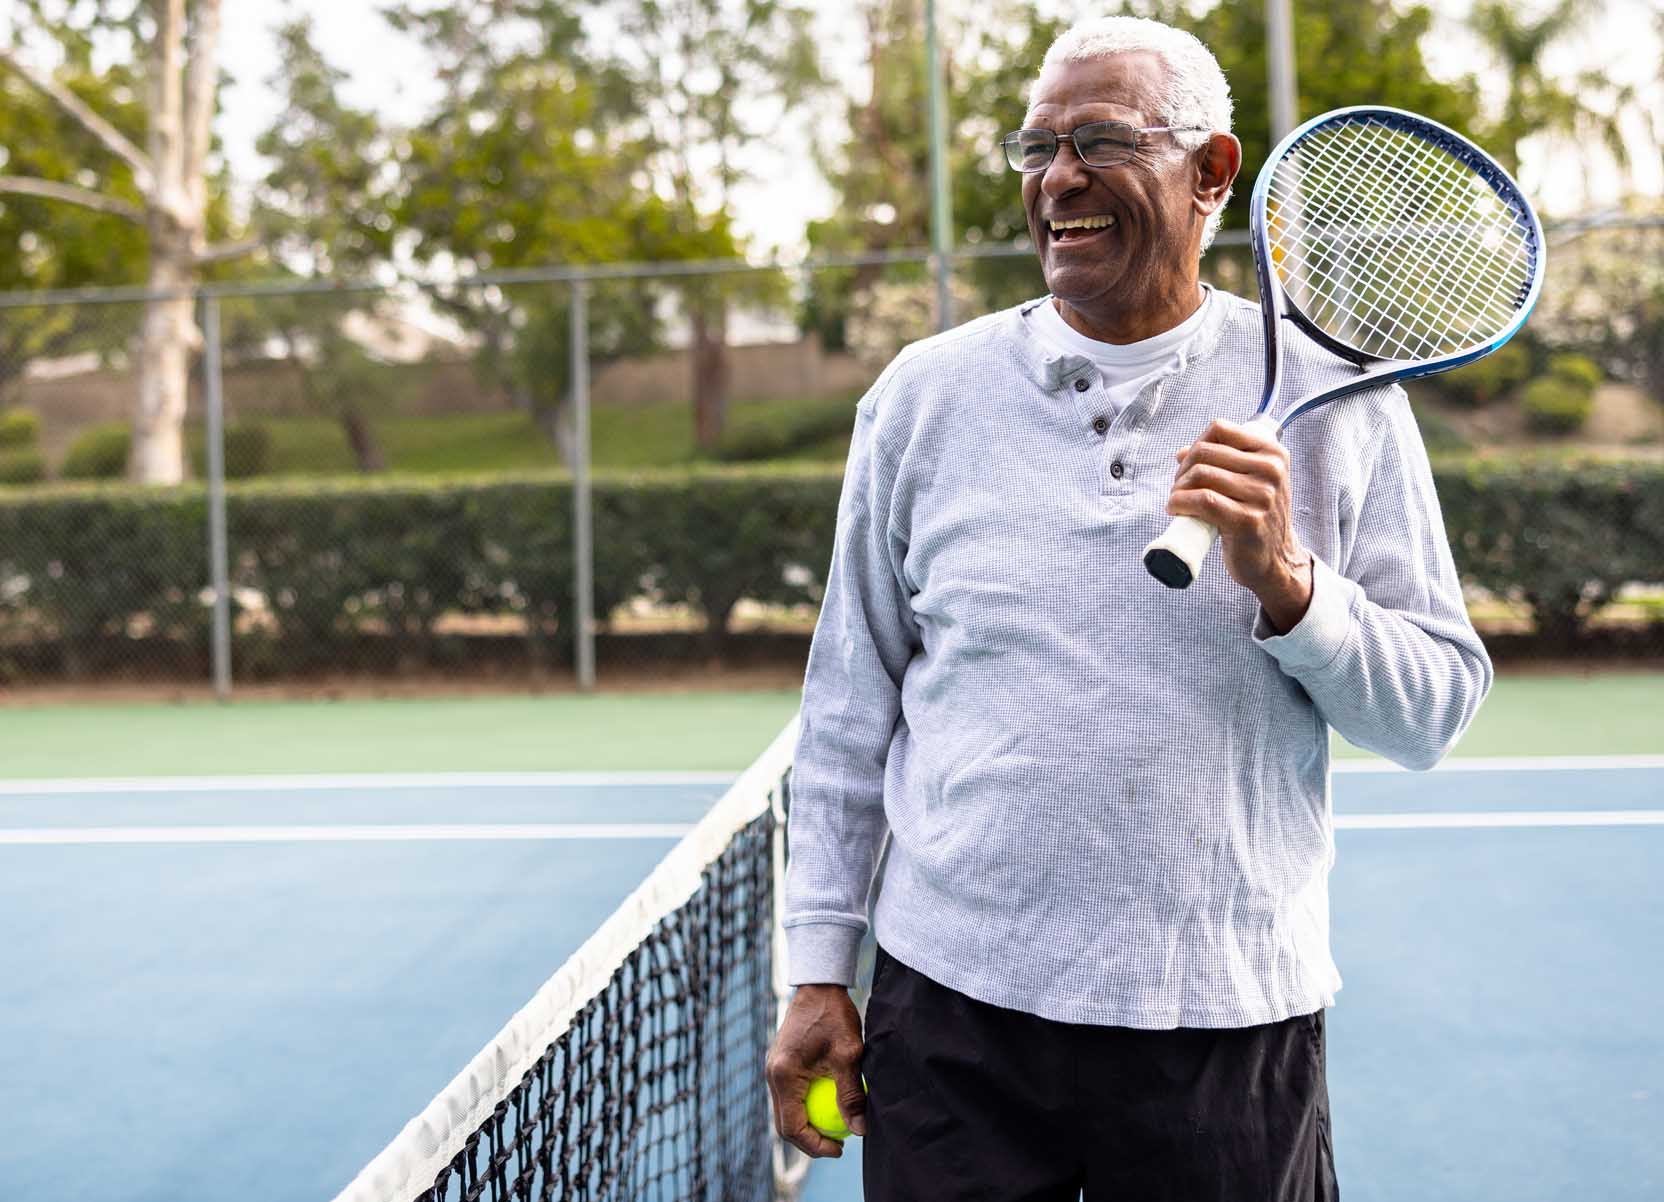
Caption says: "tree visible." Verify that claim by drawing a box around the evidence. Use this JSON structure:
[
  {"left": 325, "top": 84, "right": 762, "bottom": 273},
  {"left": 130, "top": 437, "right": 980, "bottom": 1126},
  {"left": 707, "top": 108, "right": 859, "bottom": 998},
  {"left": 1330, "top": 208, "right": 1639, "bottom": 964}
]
[
  {"left": 807, "top": 0, "right": 1487, "bottom": 335},
  {"left": 0, "top": 46, "right": 148, "bottom": 405},
  {"left": 603, "top": 0, "right": 824, "bottom": 449},
  {"left": 248, "top": 16, "right": 400, "bottom": 472},
  {"left": 382, "top": 0, "right": 668, "bottom": 461},
  {"left": 1190, "top": 0, "right": 1485, "bottom": 224},
  {"left": 0, "top": 0, "right": 255, "bottom": 483},
  {"left": 1467, "top": 0, "right": 1634, "bottom": 184}
]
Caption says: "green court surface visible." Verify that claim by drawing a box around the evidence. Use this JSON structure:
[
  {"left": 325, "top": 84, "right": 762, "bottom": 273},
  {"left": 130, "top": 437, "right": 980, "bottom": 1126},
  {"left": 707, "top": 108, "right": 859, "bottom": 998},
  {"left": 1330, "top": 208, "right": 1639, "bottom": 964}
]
[{"left": 0, "top": 670, "right": 1656, "bottom": 779}]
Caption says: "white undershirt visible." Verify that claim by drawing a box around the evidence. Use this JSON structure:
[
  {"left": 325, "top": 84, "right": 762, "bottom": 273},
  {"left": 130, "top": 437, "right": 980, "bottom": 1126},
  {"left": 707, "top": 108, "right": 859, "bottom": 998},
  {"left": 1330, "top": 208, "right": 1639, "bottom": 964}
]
[{"left": 1023, "top": 288, "right": 1214, "bottom": 419}]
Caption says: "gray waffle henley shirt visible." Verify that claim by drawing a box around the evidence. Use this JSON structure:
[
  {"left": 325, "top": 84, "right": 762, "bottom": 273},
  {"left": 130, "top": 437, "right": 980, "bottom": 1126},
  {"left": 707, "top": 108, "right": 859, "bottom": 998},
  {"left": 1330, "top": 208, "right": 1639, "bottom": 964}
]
[{"left": 784, "top": 290, "right": 1492, "bottom": 1029}]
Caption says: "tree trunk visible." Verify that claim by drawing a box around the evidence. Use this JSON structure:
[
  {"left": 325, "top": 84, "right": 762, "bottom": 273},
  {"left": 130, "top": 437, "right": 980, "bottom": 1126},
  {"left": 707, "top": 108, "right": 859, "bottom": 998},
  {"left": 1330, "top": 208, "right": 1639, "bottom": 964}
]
[
  {"left": 129, "top": 0, "right": 218, "bottom": 486},
  {"left": 129, "top": 233, "right": 198, "bottom": 483},
  {"left": 517, "top": 380, "right": 574, "bottom": 467},
  {"left": 339, "top": 402, "right": 387, "bottom": 473},
  {"left": 691, "top": 300, "right": 730, "bottom": 453}
]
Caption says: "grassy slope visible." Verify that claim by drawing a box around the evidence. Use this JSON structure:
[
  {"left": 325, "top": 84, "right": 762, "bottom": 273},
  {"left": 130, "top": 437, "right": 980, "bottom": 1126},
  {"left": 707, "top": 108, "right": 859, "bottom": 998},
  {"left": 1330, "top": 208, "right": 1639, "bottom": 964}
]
[{"left": 235, "top": 395, "right": 860, "bottom": 477}]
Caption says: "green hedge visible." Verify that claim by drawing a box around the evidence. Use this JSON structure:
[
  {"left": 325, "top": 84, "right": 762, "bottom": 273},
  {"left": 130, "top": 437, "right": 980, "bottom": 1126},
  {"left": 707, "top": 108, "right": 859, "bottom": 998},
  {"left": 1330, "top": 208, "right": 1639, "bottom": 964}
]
[
  {"left": 0, "top": 458, "right": 1658, "bottom": 678},
  {"left": 61, "top": 423, "right": 131, "bottom": 480},
  {"left": 0, "top": 408, "right": 42, "bottom": 450},
  {"left": 1438, "top": 341, "right": 1532, "bottom": 406},
  {"left": 0, "top": 468, "right": 843, "bottom": 678},
  {"left": 187, "top": 423, "right": 275, "bottom": 480},
  {"left": 1521, "top": 377, "right": 1595, "bottom": 434},
  {"left": 1436, "top": 454, "right": 1664, "bottom": 642},
  {"left": 0, "top": 449, "right": 46, "bottom": 485}
]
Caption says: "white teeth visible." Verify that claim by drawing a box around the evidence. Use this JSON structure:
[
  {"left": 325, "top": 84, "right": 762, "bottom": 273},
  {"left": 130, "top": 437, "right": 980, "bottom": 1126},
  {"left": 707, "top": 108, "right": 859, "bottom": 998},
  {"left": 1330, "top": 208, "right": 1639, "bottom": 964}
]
[{"left": 1049, "top": 214, "right": 1117, "bottom": 232}]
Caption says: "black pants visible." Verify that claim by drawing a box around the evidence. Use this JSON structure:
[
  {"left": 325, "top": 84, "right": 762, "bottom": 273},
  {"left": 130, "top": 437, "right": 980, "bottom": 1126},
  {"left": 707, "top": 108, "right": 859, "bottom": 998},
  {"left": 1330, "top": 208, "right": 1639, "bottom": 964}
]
[{"left": 861, "top": 944, "right": 1339, "bottom": 1202}]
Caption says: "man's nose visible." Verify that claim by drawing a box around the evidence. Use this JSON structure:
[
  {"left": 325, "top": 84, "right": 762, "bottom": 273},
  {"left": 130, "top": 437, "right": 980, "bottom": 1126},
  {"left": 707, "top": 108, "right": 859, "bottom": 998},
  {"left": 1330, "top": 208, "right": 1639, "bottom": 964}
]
[{"left": 1040, "top": 140, "right": 1091, "bottom": 198}]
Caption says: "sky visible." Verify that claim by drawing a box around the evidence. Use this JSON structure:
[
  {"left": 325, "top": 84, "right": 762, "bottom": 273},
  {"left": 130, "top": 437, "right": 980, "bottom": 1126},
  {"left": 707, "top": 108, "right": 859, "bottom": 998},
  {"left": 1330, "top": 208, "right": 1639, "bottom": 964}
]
[
  {"left": 214, "top": 0, "right": 850, "bottom": 254},
  {"left": 26, "top": 0, "right": 1664, "bottom": 255}
]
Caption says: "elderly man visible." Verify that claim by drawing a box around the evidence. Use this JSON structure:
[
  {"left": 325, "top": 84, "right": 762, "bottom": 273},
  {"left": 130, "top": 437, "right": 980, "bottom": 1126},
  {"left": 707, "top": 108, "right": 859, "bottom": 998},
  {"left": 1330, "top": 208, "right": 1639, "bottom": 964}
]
[{"left": 766, "top": 15, "right": 1489, "bottom": 1201}]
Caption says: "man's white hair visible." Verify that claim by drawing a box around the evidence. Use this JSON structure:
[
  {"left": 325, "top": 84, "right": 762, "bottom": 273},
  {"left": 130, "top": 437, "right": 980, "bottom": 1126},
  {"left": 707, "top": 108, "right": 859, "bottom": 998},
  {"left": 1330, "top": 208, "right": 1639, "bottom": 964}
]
[{"left": 1031, "top": 16, "right": 1235, "bottom": 250}]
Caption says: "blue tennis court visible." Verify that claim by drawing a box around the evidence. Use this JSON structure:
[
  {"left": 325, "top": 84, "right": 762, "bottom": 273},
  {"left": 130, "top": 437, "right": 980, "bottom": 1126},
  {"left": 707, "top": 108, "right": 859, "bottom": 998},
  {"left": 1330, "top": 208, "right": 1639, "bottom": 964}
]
[{"left": 1, "top": 755, "right": 1660, "bottom": 1201}]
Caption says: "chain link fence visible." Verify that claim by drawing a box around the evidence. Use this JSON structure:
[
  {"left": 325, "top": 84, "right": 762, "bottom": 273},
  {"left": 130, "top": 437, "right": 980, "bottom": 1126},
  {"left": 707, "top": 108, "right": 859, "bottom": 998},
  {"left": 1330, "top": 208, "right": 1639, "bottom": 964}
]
[{"left": 0, "top": 220, "right": 1660, "bottom": 694}]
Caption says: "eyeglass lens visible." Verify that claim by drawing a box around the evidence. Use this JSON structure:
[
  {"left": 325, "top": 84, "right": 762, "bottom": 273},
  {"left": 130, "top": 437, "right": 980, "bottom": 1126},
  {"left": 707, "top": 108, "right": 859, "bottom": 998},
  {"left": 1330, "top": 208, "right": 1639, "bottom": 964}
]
[{"left": 1005, "top": 121, "right": 1140, "bottom": 171}]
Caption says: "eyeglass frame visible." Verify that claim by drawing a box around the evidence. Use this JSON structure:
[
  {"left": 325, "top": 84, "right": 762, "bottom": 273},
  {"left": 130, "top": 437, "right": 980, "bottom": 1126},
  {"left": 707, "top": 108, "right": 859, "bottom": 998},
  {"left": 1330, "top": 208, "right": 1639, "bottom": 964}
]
[{"left": 1000, "top": 121, "right": 1211, "bottom": 172}]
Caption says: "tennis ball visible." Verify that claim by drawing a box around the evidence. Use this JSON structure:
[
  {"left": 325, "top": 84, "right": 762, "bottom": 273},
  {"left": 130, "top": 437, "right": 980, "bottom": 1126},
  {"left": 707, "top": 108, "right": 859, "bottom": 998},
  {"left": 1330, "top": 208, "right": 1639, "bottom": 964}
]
[{"left": 804, "top": 1074, "right": 859, "bottom": 1140}]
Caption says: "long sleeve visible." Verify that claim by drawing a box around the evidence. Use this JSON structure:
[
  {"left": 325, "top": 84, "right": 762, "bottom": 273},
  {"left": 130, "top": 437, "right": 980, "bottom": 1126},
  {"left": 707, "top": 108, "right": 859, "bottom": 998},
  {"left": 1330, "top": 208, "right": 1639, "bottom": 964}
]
[
  {"left": 784, "top": 396, "right": 921, "bottom": 986},
  {"left": 1253, "top": 399, "right": 1493, "bottom": 770}
]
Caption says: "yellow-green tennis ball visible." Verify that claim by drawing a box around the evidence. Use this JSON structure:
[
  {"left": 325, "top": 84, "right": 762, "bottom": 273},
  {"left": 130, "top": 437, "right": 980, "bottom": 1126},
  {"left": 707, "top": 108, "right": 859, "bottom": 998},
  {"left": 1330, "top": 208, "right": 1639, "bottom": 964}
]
[{"left": 805, "top": 1075, "right": 852, "bottom": 1140}]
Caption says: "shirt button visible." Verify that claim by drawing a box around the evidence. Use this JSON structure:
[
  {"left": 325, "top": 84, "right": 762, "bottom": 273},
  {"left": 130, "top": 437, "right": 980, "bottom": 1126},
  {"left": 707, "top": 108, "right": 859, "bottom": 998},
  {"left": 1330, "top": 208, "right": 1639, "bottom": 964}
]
[
  {"left": 1074, "top": 377, "right": 1090, "bottom": 392},
  {"left": 1110, "top": 460, "right": 1125, "bottom": 479},
  {"left": 1092, "top": 417, "right": 1108, "bottom": 435}
]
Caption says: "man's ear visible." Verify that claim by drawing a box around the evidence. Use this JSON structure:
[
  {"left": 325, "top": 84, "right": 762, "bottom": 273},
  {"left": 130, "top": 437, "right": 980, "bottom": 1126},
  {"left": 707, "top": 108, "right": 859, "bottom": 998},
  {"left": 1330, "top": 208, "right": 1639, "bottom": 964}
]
[{"left": 1194, "top": 132, "right": 1242, "bottom": 218}]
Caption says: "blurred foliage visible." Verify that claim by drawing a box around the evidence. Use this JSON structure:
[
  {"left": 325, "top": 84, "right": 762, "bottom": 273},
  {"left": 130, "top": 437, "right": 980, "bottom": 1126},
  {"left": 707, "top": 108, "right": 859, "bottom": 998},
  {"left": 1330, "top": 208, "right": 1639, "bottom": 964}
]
[
  {"left": 185, "top": 423, "right": 274, "bottom": 481},
  {"left": 1520, "top": 376, "right": 1594, "bottom": 434},
  {"left": 804, "top": 0, "right": 1485, "bottom": 345},
  {"left": 1405, "top": 397, "right": 1473, "bottom": 455},
  {"left": 1439, "top": 453, "right": 1664, "bottom": 643},
  {"left": 0, "top": 467, "right": 847, "bottom": 676},
  {"left": 1530, "top": 217, "right": 1664, "bottom": 397},
  {"left": 1517, "top": 353, "right": 1603, "bottom": 435},
  {"left": 0, "top": 449, "right": 47, "bottom": 485},
  {"left": 1547, "top": 352, "right": 1604, "bottom": 393},
  {"left": 0, "top": 49, "right": 148, "bottom": 401},
  {"left": 1436, "top": 341, "right": 1534, "bottom": 407},
  {"left": 0, "top": 456, "right": 1658, "bottom": 680},
  {"left": 60, "top": 422, "right": 131, "bottom": 480},
  {"left": 0, "top": 408, "right": 43, "bottom": 449},
  {"left": 1466, "top": 0, "right": 1633, "bottom": 179},
  {"left": 711, "top": 395, "right": 861, "bottom": 463}
]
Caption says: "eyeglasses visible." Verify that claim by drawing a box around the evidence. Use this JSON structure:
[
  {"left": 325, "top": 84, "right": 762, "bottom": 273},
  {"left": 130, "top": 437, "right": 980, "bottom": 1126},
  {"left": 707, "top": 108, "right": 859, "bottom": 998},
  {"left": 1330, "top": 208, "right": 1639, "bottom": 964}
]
[{"left": 1000, "top": 121, "right": 1209, "bottom": 172}]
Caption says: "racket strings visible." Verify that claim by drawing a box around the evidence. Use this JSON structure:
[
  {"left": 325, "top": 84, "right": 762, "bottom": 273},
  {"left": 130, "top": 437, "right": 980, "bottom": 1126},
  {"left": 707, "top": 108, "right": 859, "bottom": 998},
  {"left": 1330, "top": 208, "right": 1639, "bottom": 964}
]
[
  {"left": 1270, "top": 126, "right": 1530, "bottom": 357},
  {"left": 1265, "top": 116, "right": 1536, "bottom": 362},
  {"left": 1286, "top": 131, "right": 1529, "bottom": 351},
  {"left": 1270, "top": 142, "right": 1526, "bottom": 359},
  {"left": 1279, "top": 138, "right": 1524, "bottom": 345},
  {"left": 1272, "top": 127, "right": 1530, "bottom": 352}
]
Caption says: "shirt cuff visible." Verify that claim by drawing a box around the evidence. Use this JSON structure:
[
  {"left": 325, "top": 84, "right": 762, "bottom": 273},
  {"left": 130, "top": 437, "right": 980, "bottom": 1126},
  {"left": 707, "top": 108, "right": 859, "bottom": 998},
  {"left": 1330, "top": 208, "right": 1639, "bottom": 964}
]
[
  {"left": 785, "top": 921, "right": 865, "bottom": 987},
  {"left": 1252, "top": 554, "right": 1359, "bottom": 674}
]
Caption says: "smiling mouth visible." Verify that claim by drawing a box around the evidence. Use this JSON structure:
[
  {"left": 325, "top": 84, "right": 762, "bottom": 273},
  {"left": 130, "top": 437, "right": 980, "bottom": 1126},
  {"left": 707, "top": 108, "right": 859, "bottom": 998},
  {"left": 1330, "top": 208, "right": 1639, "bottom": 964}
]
[{"left": 1048, "top": 214, "right": 1118, "bottom": 244}]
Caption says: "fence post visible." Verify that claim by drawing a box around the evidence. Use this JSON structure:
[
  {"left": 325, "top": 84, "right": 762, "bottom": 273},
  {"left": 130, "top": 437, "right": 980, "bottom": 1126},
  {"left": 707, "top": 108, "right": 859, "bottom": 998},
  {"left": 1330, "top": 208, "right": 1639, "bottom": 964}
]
[
  {"left": 571, "top": 279, "right": 596, "bottom": 692},
  {"left": 201, "top": 294, "right": 233, "bottom": 701},
  {"left": 925, "top": 0, "right": 954, "bottom": 332}
]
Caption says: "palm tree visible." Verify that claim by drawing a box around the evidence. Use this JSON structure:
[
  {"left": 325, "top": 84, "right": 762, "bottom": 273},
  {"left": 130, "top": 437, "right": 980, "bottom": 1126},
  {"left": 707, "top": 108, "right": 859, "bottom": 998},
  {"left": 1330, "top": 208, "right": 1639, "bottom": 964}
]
[{"left": 1468, "top": 0, "right": 1634, "bottom": 180}]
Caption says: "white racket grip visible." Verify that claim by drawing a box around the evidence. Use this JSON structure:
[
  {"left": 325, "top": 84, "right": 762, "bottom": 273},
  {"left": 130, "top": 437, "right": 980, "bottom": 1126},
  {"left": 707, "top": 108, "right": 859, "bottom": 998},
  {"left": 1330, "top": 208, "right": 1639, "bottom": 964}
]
[
  {"left": 1143, "top": 515, "right": 1218, "bottom": 590},
  {"left": 1143, "top": 414, "right": 1280, "bottom": 589}
]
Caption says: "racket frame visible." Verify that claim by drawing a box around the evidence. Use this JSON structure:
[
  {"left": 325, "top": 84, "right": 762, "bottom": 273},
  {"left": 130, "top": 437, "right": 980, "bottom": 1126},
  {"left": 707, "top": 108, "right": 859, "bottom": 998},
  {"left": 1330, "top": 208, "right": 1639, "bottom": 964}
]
[
  {"left": 1249, "top": 105, "right": 1547, "bottom": 431},
  {"left": 1142, "top": 106, "right": 1545, "bottom": 590}
]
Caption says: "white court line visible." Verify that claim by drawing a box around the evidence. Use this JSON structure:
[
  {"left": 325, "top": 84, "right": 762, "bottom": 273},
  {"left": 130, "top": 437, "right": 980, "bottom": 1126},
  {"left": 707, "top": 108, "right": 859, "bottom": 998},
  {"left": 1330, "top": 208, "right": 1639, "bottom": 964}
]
[
  {"left": 0, "top": 823, "right": 697, "bottom": 846},
  {"left": 1332, "top": 754, "right": 1664, "bottom": 774},
  {"left": 1336, "top": 810, "right": 1664, "bottom": 830},
  {"left": 0, "top": 771, "right": 737, "bottom": 796},
  {"left": 0, "top": 756, "right": 1658, "bottom": 796},
  {"left": 6, "top": 812, "right": 1662, "bottom": 847}
]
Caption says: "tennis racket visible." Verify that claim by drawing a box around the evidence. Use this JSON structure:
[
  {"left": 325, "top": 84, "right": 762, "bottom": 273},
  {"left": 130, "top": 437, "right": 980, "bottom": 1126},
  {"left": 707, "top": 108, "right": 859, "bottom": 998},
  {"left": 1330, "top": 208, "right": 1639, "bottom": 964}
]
[{"left": 1141, "top": 106, "right": 1545, "bottom": 590}]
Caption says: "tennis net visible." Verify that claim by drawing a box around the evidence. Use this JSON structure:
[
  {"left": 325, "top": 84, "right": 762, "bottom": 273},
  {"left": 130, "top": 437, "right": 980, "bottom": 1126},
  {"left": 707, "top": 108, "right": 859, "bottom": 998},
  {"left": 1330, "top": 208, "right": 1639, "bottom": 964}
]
[{"left": 332, "top": 717, "right": 805, "bottom": 1202}]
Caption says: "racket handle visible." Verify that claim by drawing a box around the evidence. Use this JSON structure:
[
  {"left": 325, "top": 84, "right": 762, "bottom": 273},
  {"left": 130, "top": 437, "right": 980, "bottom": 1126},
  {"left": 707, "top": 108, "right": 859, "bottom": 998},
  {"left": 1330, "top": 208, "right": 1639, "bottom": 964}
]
[
  {"left": 1143, "top": 515, "right": 1218, "bottom": 590},
  {"left": 1143, "top": 415, "right": 1279, "bottom": 589}
]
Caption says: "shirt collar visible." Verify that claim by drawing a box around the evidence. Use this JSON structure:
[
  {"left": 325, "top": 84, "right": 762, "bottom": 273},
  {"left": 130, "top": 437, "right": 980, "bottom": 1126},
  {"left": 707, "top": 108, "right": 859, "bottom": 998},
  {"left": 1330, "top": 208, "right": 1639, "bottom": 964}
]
[{"left": 1001, "top": 284, "right": 1230, "bottom": 392}]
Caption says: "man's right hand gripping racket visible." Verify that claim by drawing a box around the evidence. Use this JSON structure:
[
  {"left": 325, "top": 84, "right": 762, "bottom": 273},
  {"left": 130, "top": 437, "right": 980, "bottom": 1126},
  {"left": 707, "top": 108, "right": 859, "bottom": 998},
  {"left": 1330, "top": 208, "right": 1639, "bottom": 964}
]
[{"left": 1141, "top": 106, "right": 1546, "bottom": 590}]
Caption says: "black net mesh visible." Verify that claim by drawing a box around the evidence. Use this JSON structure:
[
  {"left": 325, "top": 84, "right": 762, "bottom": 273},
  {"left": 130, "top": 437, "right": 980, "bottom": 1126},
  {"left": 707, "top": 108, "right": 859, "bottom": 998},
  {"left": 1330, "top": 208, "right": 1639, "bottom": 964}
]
[{"left": 416, "top": 811, "right": 778, "bottom": 1202}]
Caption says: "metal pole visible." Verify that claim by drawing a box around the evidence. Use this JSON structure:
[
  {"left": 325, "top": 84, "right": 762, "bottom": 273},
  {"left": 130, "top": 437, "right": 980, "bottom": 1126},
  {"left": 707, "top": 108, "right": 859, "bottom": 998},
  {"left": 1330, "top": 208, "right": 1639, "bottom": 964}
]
[
  {"left": 1266, "top": 0, "right": 1298, "bottom": 143},
  {"left": 925, "top": 0, "right": 954, "bottom": 331},
  {"left": 201, "top": 295, "right": 233, "bottom": 701},
  {"left": 570, "top": 281, "right": 596, "bottom": 692}
]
